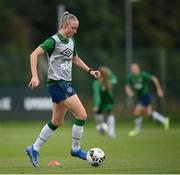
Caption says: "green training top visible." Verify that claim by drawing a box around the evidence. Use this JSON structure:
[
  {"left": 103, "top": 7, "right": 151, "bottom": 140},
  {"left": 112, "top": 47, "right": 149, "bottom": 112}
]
[
  {"left": 127, "top": 71, "right": 152, "bottom": 98},
  {"left": 93, "top": 70, "right": 118, "bottom": 112}
]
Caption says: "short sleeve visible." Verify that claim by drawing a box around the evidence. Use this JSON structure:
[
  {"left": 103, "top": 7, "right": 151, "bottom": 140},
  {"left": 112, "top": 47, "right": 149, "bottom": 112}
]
[{"left": 39, "top": 38, "right": 55, "bottom": 56}]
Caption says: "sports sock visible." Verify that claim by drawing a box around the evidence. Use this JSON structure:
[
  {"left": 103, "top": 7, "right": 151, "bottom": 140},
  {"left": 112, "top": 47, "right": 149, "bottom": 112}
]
[
  {"left": 134, "top": 117, "right": 143, "bottom": 133},
  {"left": 33, "top": 121, "right": 58, "bottom": 152},
  {"left": 72, "top": 119, "right": 85, "bottom": 151},
  {"left": 107, "top": 114, "right": 116, "bottom": 138},
  {"left": 95, "top": 113, "right": 104, "bottom": 124},
  {"left": 152, "top": 111, "right": 166, "bottom": 124}
]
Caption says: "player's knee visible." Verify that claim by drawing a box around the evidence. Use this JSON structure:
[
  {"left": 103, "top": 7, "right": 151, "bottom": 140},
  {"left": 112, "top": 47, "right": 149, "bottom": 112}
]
[
  {"left": 51, "top": 118, "right": 64, "bottom": 127},
  {"left": 147, "top": 109, "right": 152, "bottom": 116},
  {"left": 133, "top": 109, "right": 142, "bottom": 116},
  {"left": 133, "top": 111, "right": 140, "bottom": 116},
  {"left": 76, "top": 111, "right": 87, "bottom": 120},
  {"left": 147, "top": 111, "right": 152, "bottom": 116}
]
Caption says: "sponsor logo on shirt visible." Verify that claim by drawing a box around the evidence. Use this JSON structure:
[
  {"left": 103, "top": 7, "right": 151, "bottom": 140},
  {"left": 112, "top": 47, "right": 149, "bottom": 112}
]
[{"left": 61, "top": 48, "right": 73, "bottom": 57}]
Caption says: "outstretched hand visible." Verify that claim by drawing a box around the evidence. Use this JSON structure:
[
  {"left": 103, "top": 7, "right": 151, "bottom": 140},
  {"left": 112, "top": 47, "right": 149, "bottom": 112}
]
[
  {"left": 28, "top": 76, "right": 40, "bottom": 90},
  {"left": 90, "top": 70, "right": 101, "bottom": 79}
]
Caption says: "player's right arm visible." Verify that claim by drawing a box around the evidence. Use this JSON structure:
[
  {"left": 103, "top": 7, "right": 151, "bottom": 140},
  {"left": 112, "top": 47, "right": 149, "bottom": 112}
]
[
  {"left": 125, "top": 75, "right": 134, "bottom": 97},
  {"left": 29, "top": 47, "right": 45, "bottom": 89},
  {"left": 125, "top": 84, "right": 134, "bottom": 97},
  {"left": 29, "top": 37, "right": 55, "bottom": 89}
]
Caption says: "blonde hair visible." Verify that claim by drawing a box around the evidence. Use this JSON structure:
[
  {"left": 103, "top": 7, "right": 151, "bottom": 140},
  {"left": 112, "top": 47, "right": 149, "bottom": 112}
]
[
  {"left": 99, "top": 66, "right": 110, "bottom": 75},
  {"left": 59, "top": 11, "right": 78, "bottom": 28},
  {"left": 99, "top": 66, "right": 112, "bottom": 90}
]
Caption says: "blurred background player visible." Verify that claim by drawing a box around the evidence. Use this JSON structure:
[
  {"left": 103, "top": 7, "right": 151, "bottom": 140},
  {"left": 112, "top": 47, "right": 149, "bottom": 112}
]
[
  {"left": 92, "top": 66, "right": 118, "bottom": 138},
  {"left": 125, "top": 63, "right": 169, "bottom": 137}
]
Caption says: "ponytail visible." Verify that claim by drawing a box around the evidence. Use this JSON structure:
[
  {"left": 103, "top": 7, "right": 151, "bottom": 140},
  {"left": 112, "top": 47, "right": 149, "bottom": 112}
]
[{"left": 59, "top": 11, "right": 78, "bottom": 28}]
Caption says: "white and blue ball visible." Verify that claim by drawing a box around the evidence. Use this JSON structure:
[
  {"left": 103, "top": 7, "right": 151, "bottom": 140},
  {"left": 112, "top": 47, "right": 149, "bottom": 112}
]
[{"left": 86, "top": 148, "right": 105, "bottom": 167}]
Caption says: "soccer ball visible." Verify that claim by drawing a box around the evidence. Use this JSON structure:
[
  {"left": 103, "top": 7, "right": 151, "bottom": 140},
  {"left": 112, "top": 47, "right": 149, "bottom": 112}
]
[
  {"left": 96, "top": 123, "right": 109, "bottom": 135},
  {"left": 87, "top": 148, "right": 105, "bottom": 167}
]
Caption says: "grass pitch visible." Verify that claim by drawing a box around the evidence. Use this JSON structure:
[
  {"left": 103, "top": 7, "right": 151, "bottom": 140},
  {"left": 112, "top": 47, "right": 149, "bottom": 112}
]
[{"left": 0, "top": 119, "right": 180, "bottom": 174}]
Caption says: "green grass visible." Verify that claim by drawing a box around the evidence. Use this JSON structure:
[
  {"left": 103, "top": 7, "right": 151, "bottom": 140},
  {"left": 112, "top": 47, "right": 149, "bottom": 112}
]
[{"left": 0, "top": 120, "right": 180, "bottom": 174}]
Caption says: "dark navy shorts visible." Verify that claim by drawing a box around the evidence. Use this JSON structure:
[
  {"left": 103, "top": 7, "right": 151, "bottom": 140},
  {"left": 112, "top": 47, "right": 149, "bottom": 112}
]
[
  {"left": 138, "top": 94, "right": 152, "bottom": 107},
  {"left": 48, "top": 81, "right": 76, "bottom": 103}
]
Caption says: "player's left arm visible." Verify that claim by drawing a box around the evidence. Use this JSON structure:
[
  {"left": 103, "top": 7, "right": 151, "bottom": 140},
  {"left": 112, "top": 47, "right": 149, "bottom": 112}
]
[
  {"left": 151, "top": 76, "right": 164, "bottom": 98},
  {"left": 72, "top": 55, "right": 101, "bottom": 79},
  {"left": 72, "top": 38, "right": 100, "bottom": 78}
]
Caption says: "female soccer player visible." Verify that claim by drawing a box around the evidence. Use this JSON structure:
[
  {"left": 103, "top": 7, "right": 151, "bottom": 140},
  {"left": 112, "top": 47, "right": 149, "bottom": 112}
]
[
  {"left": 26, "top": 11, "right": 101, "bottom": 167},
  {"left": 125, "top": 63, "right": 169, "bottom": 136},
  {"left": 93, "top": 66, "right": 118, "bottom": 138}
]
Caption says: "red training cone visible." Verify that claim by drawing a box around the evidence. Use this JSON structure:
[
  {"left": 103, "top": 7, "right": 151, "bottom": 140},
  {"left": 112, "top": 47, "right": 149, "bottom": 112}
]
[{"left": 48, "top": 160, "right": 63, "bottom": 166}]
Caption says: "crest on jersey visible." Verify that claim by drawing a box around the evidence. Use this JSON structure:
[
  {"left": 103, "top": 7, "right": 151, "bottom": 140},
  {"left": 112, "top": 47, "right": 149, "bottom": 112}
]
[
  {"left": 61, "top": 48, "right": 73, "bottom": 57},
  {"left": 67, "top": 87, "right": 73, "bottom": 93}
]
